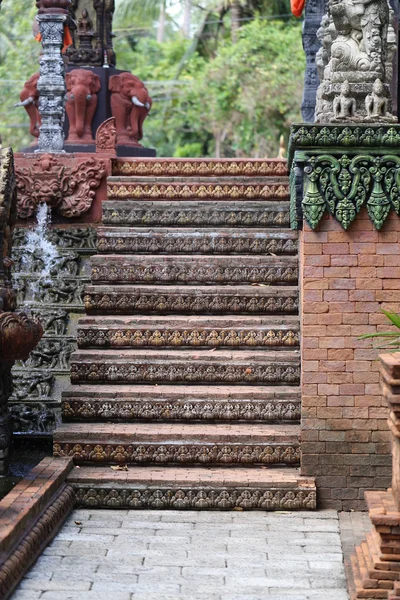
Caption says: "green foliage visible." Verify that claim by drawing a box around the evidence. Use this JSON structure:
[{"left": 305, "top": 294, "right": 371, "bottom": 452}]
[
  {"left": 359, "top": 309, "right": 400, "bottom": 350},
  {"left": 116, "top": 18, "right": 304, "bottom": 156},
  {"left": 0, "top": 1, "right": 304, "bottom": 157}
]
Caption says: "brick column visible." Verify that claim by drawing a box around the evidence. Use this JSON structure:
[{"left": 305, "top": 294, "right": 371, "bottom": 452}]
[
  {"left": 289, "top": 123, "right": 400, "bottom": 510},
  {"left": 300, "top": 209, "right": 397, "bottom": 509}
]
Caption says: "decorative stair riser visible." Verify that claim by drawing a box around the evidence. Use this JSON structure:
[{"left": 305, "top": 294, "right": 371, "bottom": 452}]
[
  {"left": 76, "top": 316, "right": 300, "bottom": 349},
  {"left": 61, "top": 385, "right": 301, "bottom": 423},
  {"left": 107, "top": 178, "right": 290, "bottom": 201},
  {"left": 112, "top": 159, "right": 289, "bottom": 177},
  {"left": 83, "top": 286, "right": 299, "bottom": 316},
  {"left": 96, "top": 228, "right": 298, "bottom": 256},
  {"left": 90, "top": 256, "right": 298, "bottom": 286},
  {"left": 102, "top": 201, "right": 291, "bottom": 228},
  {"left": 70, "top": 349, "right": 300, "bottom": 385},
  {"left": 62, "top": 398, "right": 301, "bottom": 422},
  {"left": 54, "top": 442, "right": 300, "bottom": 466}
]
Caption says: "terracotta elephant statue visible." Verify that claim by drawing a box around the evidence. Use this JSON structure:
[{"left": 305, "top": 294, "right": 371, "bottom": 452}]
[
  {"left": 65, "top": 69, "right": 101, "bottom": 143},
  {"left": 109, "top": 72, "right": 152, "bottom": 145},
  {"left": 15, "top": 72, "right": 41, "bottom": 139}
]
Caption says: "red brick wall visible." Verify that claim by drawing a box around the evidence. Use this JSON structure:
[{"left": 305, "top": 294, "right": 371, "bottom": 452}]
[{"left": 300, "top": 207, "right": 399, "bottom": 510}]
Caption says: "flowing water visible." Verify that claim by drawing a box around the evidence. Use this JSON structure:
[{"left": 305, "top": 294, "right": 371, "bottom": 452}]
[{"left": 20, "top": 203, "right": 59, "bottom": 302}]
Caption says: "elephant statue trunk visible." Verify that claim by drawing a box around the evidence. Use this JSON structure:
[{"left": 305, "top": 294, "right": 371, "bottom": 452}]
[
  {"left": 65, "top": 69, "right": 101, "bottom": 144},
  {"left": 109, "top": 72, "right": 152, "bottom": 146},
  {"left": 16, "top": 72, "right": 41, "bottom": 139}
]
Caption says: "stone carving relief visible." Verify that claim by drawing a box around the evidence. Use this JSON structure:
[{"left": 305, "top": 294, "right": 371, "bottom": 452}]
[
  {"left": 17, "top": 339, "right": 75, "bottom": 370},
  {"left": 62, "top": 398, "right": 301, "bottom": 422},
  {"left": 109, "top": 73, "right": 152, "bottom": 145},
  {"left": 108, "top": 182, "right": 290, "bottom": 200},
  {"left": 91, "top": 263, "right": 298, "bottom": 285},
  {"left": 102, "top": 205, "right": 290, "bottom": 228},
  {"left": 70, "top": 362, "right": 300, "bottom": 385},
  {"left": 15, "top": 154, "right": 106, "bottom": 218},
  {"left": 77, "top": 327, "right": 300, "bottom": 348},
  {"left": 10, "top": 372, "right": 54, "bottom": 401},
  {"left": 96, "top": 234, "right": 297, "bottom": 255},
  {"left": 84, "top": 291, "right": 299, "bottom": 315},
  {"left": 54, "top": 441, "right": 300, "bottom": 465},
  {"left": 96, "top": 117, "right": 117, "bottom": 153},
  {"left": 65, "top": 69, "right": 101, "bottom": 143},
  {"left": 15, "top": 73, "right": 41, "bottom": 139},
  {"left": 9, "top": 403, "right": 56, "bottom": 433},
  {"left": 112, "top": 159, "right": 288, "bottom": 177},
  {"left": 301, "top": 153, "right": 400, "bottom": 229},
  {"left": 314, "top": 0, "right": 397, "bottom": 123},
  {"left": 74, "top": 487, "right": 317, "bottom": 510}
]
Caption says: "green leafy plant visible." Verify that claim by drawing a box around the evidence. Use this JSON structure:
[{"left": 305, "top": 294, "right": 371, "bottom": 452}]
[{"left": 359, "top": 309, "right": 400, "bottom": 350}]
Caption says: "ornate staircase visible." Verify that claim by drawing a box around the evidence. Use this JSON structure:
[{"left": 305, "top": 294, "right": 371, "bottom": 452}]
[{"left": 54, "top": 158, "right": 317, "bottom": 510}]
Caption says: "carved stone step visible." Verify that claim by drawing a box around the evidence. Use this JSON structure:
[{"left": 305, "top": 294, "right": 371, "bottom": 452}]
[
  {"left": 107, "top": 176, "right": 289, "bottom": 201},
  {"left": 62, "top": 384, "right": 301, "bottom": 423},
  {"left": 96, "top": 227, "right": 298, "bottom": 255},
  {"left": 70, "top": 349, "right": 300, "bottom": 385},
  {"left": 84, "top": 285, "right": 299, "bottom": 315},
  {"left": 54, "top": 422, "right": 301, "bottom": 466},
  {"left": 77, "top": 315, "right": 300, "bottom": 349},
  {"left": 68, "top": 465, "right": 316, "bottom": 510},
  {"left": 112, "top": 158, "right": 288, "bottom": 178},
  {"left": 91, "top": 255, "right": 298, "bottom": 285},
  {"left": 102, "top": 200, "right": 290, "bottom": 228}
]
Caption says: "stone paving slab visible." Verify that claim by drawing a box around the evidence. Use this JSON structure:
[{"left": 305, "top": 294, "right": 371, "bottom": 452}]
[{"left": 10, "top": 509, "right": 350, "bottom": 600}]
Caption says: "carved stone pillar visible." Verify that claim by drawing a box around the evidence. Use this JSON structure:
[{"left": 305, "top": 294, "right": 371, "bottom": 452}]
[
  {"left": 300, "top": 0, "right": 327, "bottom": 122},
  {"left": 36, "top": 4, "right": 70, "bottom": 153}
]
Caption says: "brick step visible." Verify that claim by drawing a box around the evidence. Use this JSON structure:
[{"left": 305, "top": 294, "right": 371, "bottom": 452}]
[
  {"left": 61, "top": 384, "right": 301, "bottom": 423},
  {"left": 76, "top": 315, "right": 300, "bottom": 349},
  {"left": 90, "top": 255, "right": 298, "bottom": 285},
  {"left": 102, "top": 200, "right": 290, "bottom": 228},
  {"left": 107, "top": 176, "right": 289, "bottom": 201},
  {"left": 112, "top": 158, "right": 288, "bottom": 178},
  {"left": 350, "top": 553, "right": 389, "bottom": 599},
  {"left": 96, "top": 227, "right": 298, "bottom": 255},
  {"left": 70, "top": 348, "right": 300, "bottom": 385},
  {"left": 84, "top": 285, "right": 299, "bottom": 315},
  {"left": 54, "top": 422, "right": 300, "bottom": 466},
  {"left": 67, "top": 465, "right": 316, "bottom": 511}
]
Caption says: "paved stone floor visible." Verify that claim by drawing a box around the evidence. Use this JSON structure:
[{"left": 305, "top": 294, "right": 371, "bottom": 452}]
[{"left": 11, "top": 509, "right": 355, "bottom": 600}]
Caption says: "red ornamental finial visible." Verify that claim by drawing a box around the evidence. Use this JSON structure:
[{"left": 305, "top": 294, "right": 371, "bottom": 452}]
[{"left": 36, "top": 0, "right": 71, "bottom": 14}]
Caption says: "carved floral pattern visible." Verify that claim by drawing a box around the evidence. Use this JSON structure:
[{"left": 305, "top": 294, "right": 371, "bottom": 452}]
[
  {"left": 74, "top": 487, "right": 317, "bottom": 510},
  {"left": 113, "top": 159, "right": 288, "bottom": 177},
  {"left": 96, "top": 117, "right": 117, "bottom": 153},
  {"left": 54, "top": 442, "right": 300, "bottom": 465},
  {"left": 84, "top": 292, "right": 299, "bottom": 315},
  {"left": 102, "top": 205, "right": 290, "bottom": 228},
  {"left": 70, "top": 362, "right": 300, "bottom": 384},
  {"left": 91, "top": 263, "right": 298, "bottom": 285},
  {"left": 108, "top": 183, "right": 289, "bottom": 200},
  {"left": 16, "top": 154, "right": 107, "bottom": 219},
  {"left": 62, "top": 399, "right": 301, "bottom": 422},
  {"left": 77, "top": 327, "right": 299, "bottom": 348}
]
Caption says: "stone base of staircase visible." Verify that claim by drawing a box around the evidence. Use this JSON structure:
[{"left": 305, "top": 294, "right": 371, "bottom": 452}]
[
  {"left": 348, "top": 491, "right": 400, "bottom": 599},
  {"left": 67, "top": 465, "right": 317, "bottom": 510}
]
